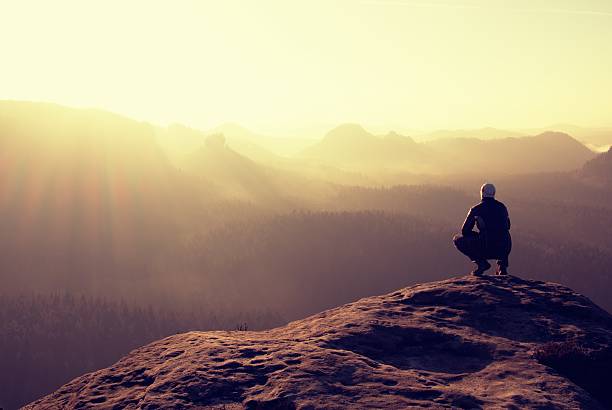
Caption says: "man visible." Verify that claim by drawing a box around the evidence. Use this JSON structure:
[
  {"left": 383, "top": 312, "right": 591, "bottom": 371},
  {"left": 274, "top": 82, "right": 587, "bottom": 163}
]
[{"left": 453, "top": 183, "right": 512, "bottom": 276}]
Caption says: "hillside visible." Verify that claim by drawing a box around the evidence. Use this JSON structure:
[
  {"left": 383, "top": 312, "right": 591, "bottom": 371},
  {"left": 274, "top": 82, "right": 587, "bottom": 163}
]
[
  {"left": 26, "top": 275, "right": 612, "bottom": 409},
  {"left": 184, "top": 134, "right": 282, "bottom": 204},
  {"left": 156, "top": 123, "right": 284, "bottom": 166},
  {"left": 182, "top": 134, "right": 335, "bottom": 208},
  {"left": 0, "top": 101, "right": 198, "bottom": 294},
  {"left": 582, "top": 147, "right": 612, "bottom": 184}
]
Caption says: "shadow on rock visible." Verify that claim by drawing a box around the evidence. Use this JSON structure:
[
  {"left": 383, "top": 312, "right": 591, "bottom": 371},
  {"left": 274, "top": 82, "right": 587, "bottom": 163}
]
[
  {"left": 324, "top": 325, "right": 494, "bottom": 374},
  {"left": 535, "top": 341, "right": 612, "bottom": 409}
]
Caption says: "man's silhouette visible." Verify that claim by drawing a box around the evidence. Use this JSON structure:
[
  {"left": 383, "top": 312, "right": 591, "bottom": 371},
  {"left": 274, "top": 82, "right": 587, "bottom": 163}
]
[{"left": 453, "top": 183, "right": 512, "bottom": 276}]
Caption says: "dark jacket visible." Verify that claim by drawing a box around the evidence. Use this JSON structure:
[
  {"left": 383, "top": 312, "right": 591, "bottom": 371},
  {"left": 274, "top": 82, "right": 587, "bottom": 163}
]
[{"left": 461, "top": 197, "right": 511, "bottom": 258}]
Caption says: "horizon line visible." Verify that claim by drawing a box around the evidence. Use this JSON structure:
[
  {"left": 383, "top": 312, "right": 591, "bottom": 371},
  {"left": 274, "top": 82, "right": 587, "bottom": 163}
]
[{"left": 1, "top": 98, "right": 612, "bottom": 138}]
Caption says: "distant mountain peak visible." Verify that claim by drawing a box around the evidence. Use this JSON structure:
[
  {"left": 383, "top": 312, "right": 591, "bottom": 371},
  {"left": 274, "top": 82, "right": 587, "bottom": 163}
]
[
  {"left": 534, "top": 131, "right": 573, "bottom": 139},
  {"left": 531, "top": 131, "right": 594, "bottom": 150},
  {"left": 324, "top": 123, "right": 373, "bottom": 141},
  {"left": 26, "top": 275, "right": 612, "bottom": 409},
  {"left": 383, "top": 130, "right": 416, "bottom": 144}
]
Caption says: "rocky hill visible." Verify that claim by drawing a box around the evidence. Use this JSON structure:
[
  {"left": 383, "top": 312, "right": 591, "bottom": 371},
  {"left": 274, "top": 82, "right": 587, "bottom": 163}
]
[{"left": 25, "top": 275, "right": 612, "bottom": 409}]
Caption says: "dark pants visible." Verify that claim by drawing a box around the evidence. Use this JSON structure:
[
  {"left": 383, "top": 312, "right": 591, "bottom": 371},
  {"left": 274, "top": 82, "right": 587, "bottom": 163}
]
[{"left": 453, "top": 232, "right": 510, "bottom": 268}]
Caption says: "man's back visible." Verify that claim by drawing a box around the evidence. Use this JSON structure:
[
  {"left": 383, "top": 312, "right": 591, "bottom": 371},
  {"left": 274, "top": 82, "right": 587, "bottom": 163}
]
[{"left": 464, "top": 198, "right": 511, "bottom": 238}]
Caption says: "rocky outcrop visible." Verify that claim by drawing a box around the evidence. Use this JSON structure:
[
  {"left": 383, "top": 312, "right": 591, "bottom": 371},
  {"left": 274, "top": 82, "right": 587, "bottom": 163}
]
[{"left": 25, "top": 275, "right": 612, "bottom": 409}]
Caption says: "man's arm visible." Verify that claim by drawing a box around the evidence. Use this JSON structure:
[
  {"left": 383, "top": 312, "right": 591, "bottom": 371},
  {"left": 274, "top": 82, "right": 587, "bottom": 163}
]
[{"left": 461, "top": 208, "right": 476, "bottom": 235}]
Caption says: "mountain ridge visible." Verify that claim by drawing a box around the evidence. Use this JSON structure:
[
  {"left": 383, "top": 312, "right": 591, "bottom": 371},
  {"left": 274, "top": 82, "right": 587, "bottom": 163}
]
[{"left": 301, "top": 123, "right": 596, "bottom": 174}]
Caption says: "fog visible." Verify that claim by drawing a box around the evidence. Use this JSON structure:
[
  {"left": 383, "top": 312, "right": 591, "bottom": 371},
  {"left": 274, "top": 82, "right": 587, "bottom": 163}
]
[{"left": 1, "top": 100, "right": 612, "bottom": 408}]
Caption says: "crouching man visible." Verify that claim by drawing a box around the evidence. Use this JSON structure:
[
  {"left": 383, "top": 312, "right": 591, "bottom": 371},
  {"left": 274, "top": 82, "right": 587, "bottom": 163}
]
[{"left": 453, "top": 183, "right": 512, "bottom": 276}]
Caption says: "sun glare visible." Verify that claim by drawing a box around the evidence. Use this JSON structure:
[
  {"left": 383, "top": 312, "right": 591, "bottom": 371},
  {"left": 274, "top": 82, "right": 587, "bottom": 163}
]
[{"left": 1, "top": 0, "right": 611, "bottom": 135}]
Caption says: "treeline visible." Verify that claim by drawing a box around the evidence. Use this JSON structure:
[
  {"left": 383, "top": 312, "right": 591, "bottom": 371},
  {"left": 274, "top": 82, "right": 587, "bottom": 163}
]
[
  {"left": 328, "top": 183, "right": 612, "bottom": 248},
  {"left": 187, "top": 211, "right": 612, "bottom": 318},
  {"left": 0, "top": 293, "right": 282, "bottom": 410},
  {"left": 187, "top": 211, "right": 459, "bottom": 318}
]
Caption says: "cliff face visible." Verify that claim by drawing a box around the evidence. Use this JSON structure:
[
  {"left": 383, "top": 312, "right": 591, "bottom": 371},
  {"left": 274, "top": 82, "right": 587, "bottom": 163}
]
[{"left": 25, "top": 276, "right": 612, "bottom": 409}]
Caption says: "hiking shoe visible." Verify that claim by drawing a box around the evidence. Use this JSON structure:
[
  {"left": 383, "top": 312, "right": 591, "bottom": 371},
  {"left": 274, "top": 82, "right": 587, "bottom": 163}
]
[
  {"left": 496, "top": 267, "right": 509, "bottom": 275},
  {"left": 471, "top": 261, "right": 491, "bottom": 276}
]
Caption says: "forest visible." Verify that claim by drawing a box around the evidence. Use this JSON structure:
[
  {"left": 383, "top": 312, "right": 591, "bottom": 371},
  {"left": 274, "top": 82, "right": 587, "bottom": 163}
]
[{"left": 0, "top": 292, "right": 281, "bottom": 409}]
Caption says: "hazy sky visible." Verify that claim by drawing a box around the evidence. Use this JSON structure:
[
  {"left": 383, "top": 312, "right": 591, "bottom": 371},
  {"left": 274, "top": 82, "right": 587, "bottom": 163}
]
[{"left": 1, "top": 0, "right": 611, "bottom": 136}]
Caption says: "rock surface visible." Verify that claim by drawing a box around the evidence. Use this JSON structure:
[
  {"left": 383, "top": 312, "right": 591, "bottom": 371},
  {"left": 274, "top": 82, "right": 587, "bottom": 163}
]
[{"left": 25, "top": 275, "right": 612, "bottom": 409}]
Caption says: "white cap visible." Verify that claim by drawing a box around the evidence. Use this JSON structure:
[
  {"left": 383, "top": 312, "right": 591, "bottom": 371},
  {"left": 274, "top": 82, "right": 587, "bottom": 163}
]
[{"left": 481, "top": 183, "right": 496, "bottom": 198}]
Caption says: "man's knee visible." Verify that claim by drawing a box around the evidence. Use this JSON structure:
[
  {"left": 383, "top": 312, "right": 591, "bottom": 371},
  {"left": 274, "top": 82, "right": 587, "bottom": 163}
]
[{"left": 453, "top": 235, "right": 471, "bottom": 255}]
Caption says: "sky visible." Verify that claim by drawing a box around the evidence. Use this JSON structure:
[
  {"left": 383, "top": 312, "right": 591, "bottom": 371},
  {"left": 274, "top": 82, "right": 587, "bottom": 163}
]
[{"left": 1, "top": 0, "right": 611, "bottom": 137}]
